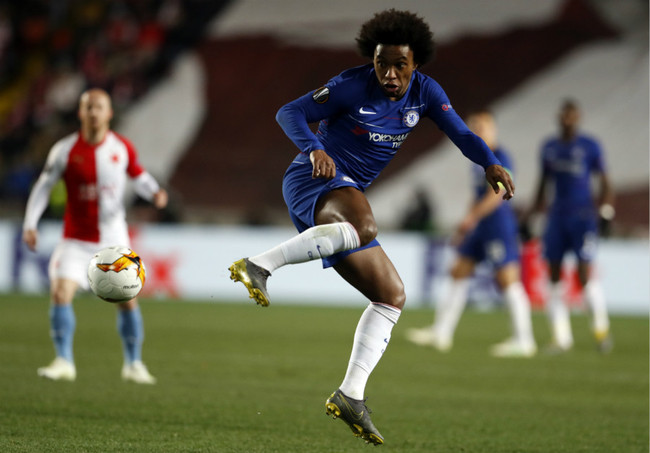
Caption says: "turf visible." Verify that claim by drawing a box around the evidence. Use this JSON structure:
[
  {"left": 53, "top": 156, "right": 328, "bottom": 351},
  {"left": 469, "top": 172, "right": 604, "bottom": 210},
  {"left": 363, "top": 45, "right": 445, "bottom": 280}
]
[{"left": 0, "top": 294, "right": 647, "bottom": 452}]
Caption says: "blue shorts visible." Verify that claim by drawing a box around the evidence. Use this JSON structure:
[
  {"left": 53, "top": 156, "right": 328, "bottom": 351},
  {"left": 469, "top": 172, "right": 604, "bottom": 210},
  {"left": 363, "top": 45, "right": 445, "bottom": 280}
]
[
  {"left": 282, "top": 155, "right": 379, "bottom": 268},
  {"left": 543, "top": 210, "right": 598, "bottom": 263},
  {"left": 458, "top": 216, "right": 519, "bottom": 268}
]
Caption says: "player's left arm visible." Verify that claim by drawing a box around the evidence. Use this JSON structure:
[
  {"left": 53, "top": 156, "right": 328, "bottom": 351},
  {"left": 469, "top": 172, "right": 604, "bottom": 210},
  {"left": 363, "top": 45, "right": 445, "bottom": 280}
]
[
  {"left": 121, "top": 134, "right": 169, "bottom": 209},
  {"left": 152, "top": 188, "right": 168, "bottom": 209},
  {"left": 588, "top": 139, "right": 614, "bottom": 212},
  {"left": 595, "top": 169, "right": 614, "bottom": 237},
  {"left": 591, "top": 140, "right": 615, "bottom": 220},
  {"left": 132, "top": 172, "right": 168, "bottom": 209},
  {"left": 424, "top": 82, "right": 513, "bottom": 199},
  {"left": 590, "top": 139, "right": 616, "bottom": 237},
  {"left": 597, "top": 170, "right": 615, "bottom": 217}
]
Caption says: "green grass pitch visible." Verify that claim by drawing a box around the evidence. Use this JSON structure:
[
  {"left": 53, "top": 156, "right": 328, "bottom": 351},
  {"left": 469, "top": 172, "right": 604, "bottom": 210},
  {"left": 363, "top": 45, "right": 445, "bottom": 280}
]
[{"left": 1, "top": 293, "right": 647, "bottom": 452}]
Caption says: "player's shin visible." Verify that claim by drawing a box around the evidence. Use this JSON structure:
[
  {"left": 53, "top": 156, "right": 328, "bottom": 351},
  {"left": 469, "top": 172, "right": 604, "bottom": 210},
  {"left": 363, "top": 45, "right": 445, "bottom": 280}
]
[
  {"left": 435, "top": 278, "right": 470, "bottom": 343},
  {"left": 117, "top": 306, "right": 144, "bottom": 364},
  {"left": 547, "top": 282, "right": 573, "bottom": 349},
  {"left": 583, "top": 280, "right": 610, "bottom": 337},
  {"left": 249, "top": 222, "right": 360, "bottom": 272},
  {"left": 504, "top": 281, "right": 535, "bottom": 346},
  {"left": 339, "top": 303, "right": 401, "bottom": 400},
  {"left": 50, "top": 304, "right": 76, "bottom": 362}
]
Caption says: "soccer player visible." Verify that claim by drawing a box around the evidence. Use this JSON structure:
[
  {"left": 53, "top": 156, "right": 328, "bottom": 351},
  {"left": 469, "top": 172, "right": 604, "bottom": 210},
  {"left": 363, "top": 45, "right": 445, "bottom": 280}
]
[
  {"left": 527, "top": 99, "right": 614, "bottom": 353},
  {"left": 228, "top": 9, "right": 515, "bottom": 445},
  {"left": 23, "top": 89, "right": 168, "bottom": 384},
  {"left": 405, "top": 109, "right": 536, "bottom": 357}
]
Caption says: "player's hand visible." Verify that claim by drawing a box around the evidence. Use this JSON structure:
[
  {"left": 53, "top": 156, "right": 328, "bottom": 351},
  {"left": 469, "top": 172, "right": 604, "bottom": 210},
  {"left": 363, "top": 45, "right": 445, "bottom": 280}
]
[
  {"left": 451, "top": 215, "right": 476, "bottom": 246},
  {"left": 598, "top": 203, "right": 615, "bottom": 238},
  {"left": 153, "top": 189, "right": 168, "bottom": 209},
  {"left": 23, "top": 229, "right": 38, "bottom": 251},
  {"left": 310, "top": 149, "right": 336, "bottom": 179},
  {"left": 486, "top": 164, "right": 514, "bottom": 200}
]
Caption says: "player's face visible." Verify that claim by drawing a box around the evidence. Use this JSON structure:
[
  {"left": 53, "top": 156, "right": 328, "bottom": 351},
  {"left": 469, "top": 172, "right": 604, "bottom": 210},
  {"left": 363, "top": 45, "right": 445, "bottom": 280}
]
[
  {"left": 559, "top": 105, "right": 580, "bottom": 131},
  {"left": 467, "top": 113, "right": 497, "bottom": 149},
  {"left": 78, "top": 91, "right": 113, "bottom": 131},
  {"left": 373, "top": 44, "right": 418, "bottom": 100}
]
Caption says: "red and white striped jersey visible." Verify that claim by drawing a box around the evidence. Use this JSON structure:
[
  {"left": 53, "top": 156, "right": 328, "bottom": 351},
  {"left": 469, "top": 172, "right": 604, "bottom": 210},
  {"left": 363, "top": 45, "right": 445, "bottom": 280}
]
[{"left": 24, "top": 131, "right": 161, "bottom": 245}]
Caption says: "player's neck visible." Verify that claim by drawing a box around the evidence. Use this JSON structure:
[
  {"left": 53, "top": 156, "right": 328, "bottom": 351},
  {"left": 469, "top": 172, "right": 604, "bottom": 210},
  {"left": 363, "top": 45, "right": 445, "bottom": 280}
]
[
  {"left": 560, "top": 128, "right": 577, "bottom": 142},
  {"left": 82, "top": 127, "right": 109, "bottom": 145}
]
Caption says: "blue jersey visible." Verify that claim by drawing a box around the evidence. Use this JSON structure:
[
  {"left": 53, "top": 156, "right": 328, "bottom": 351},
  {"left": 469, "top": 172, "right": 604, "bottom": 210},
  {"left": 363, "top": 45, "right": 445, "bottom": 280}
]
[
  {"left": 278, "top": 64, "right": 501, "bottom": 268},
  {"left": 277, "top": 64, "right": 501, "bottom": 190},
  {"left": 471, "top": 148, "right": 515, "bottom": 225},
  {"left": 541, "top": 134, "right": 606, "bottom": 215},
  {"left": 540, "top": 133, "right": 605, "bottom": 262},
  {"left": 459, "top": 148, "right": 519, "bottom": 267}
]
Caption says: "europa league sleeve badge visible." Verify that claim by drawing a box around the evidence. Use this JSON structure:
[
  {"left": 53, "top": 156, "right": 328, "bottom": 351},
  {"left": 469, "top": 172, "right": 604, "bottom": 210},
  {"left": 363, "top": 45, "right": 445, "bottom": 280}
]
[{"left": 312, "top": 86, "right": 330, "bottom": 104}]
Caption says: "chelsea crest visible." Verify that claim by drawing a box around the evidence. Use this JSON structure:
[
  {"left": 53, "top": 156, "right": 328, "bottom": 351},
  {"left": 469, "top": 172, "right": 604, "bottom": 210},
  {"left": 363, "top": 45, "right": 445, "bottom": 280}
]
[{"left": 403, "top": 110, "right": 419, "bottom": 128}]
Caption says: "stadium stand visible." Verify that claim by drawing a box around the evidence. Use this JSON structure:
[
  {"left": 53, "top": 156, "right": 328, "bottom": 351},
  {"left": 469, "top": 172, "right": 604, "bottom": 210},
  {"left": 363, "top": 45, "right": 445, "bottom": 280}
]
[
  {"left": 1, "top": 0, "right": 647, "bottom": 236},
  {"left": 0, "top": 0, "right": 230, "bottom": 210}
]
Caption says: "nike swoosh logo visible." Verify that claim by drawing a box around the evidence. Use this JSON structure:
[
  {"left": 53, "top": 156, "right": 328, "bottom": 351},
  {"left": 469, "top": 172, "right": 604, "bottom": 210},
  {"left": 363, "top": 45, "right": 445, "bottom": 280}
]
[
  {"left": 342, "top": 397, "right": 364, "bottom": 420},
  {"left": 359, "top": 107, "right": 376, "bottom": 115}
]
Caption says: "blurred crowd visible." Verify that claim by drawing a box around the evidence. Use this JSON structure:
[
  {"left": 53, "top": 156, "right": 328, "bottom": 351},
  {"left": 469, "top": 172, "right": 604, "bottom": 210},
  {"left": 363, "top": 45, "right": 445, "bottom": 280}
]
[{"left": 0, "top": 0, "right": 226, "bottom": 209}]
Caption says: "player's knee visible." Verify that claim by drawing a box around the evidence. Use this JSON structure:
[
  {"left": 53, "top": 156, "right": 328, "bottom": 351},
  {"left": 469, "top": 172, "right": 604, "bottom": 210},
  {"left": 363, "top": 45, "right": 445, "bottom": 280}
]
[
  {"left": 50, "top": 287, "right": 72, "bottom": 305},
  {"left": 495, "top": 263, "right": 520, "bottom": 289},
  {"left": 118, "top": 299, "right": 138, "bottom": 310},
  {"left": 355, "top": 220, "right": 377, "bottom": 246},
  {"left": 450, "top": 258, "right": 474, "bottom": 280},
  {"left": 450, "top": 266, "right": 464, "bottom": 280},
  {"left": 380, "top": 279, "right": 406, "bottom": 310},
  {"left": 390, "top": 283, "right": 406, "bottom": 310}
]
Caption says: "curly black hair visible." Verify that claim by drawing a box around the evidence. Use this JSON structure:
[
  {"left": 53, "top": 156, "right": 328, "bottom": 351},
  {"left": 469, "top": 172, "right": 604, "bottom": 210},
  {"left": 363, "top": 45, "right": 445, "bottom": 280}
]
[{"left": 356, "top": 9, "right": 435, "bottom": 66}]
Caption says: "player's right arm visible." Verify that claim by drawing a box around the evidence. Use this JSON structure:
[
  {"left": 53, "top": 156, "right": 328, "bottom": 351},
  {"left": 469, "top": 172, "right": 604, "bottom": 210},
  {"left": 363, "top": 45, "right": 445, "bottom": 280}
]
[
  {"left": 276, "top": 70, "right": 362, "bottom": 179},
  {"left": 455, "top": 157, "right": 514, "bottom": 244},
  {"left": 520, "top": 143, "right": 550, "bottom": 238},
  {"left": 452, "top": 188, "right": 505, "bottom": 245},
  {"left": 22, "top": 140, "right": 67, "bottom": 251}
]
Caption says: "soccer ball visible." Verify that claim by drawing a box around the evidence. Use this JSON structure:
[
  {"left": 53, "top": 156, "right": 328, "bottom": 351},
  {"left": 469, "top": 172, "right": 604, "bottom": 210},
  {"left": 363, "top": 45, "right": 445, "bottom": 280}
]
[{"left": 88, "top": 246, "right": 146, "bottom": 303}]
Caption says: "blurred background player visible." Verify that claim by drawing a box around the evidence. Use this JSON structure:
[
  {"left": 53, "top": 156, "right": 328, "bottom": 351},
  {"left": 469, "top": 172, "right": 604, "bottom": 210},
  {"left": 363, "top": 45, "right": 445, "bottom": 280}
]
[
  {"left": 406, "top": 109, "right": 536, "bottom": 357},
  {"left": 525, "top": 99, "right": 614, "bottom": 353},
  {"left": 22, "top": 89, "right": 168, "bottom": 383},
  {"left": 228, "top": 9, "right": 515, "bottom": 445}
]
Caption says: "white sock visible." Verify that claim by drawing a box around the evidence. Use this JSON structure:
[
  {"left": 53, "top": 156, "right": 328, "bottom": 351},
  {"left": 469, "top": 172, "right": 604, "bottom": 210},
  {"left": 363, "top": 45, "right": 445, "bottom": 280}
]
[
  {"left": 434, "top": 278, "right": 469, "bottom": 342},
  {"left": 249, "top": 222, "right": 360, "bottom": 273},
  {"left": 339, "top": 303, "right": 401, "bottom": 400},
  {"left": 583, "top": 280, "right": 610, "bottom": 336},
  {"left": 547, "top": 282, "right": 573, "bottom": 348},
  {"left": 503, "top": 281, "right": 535, "bottom": 346}
]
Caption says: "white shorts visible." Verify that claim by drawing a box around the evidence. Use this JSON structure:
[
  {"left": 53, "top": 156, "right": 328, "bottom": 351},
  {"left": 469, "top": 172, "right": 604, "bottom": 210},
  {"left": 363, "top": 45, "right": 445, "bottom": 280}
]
[{"left": 49, "top": 239, "right": 130, "bottom": 290}]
